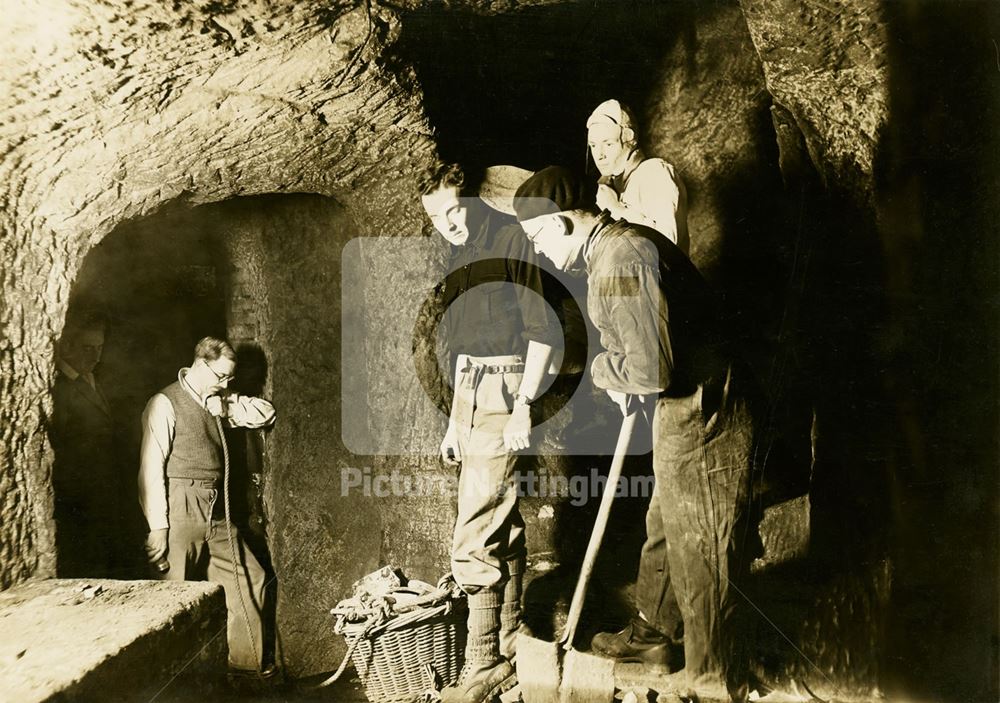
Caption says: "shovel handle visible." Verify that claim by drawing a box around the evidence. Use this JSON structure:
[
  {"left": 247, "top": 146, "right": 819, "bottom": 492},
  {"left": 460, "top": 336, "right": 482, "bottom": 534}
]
[{"left": 560, "top": 410, "right": 640, "bottom": 650}]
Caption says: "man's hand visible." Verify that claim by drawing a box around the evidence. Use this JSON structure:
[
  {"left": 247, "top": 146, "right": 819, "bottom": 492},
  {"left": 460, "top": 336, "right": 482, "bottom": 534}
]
[
  {"left": 607, "top": 388, "right": 652, "bottom": 419},
  {"left": 503, "top": 403, "right": 532, "bottom": 451},
  {"left": 596, "top": 184, "right": 622, "bottom": 215},
  {"left": 145, "top": 528, "right": 169, "bottom": 563},
  {"left": 440, "top": 424, "right": 462, "bottom": 466},
  {"left": 205, "top": 395, "right": 227, "bottom": 417}
]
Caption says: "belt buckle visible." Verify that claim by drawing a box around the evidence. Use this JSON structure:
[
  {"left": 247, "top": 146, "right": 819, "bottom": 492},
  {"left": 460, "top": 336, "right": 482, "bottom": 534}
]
[{"left": 460, "top": 358, "right": 483, "bottom": 374}]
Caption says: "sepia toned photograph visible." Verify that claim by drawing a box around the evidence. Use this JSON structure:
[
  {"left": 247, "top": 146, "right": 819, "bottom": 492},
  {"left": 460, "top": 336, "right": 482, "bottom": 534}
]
[{"left": 1, "top": 1, "right": 997, "bottom": 702}]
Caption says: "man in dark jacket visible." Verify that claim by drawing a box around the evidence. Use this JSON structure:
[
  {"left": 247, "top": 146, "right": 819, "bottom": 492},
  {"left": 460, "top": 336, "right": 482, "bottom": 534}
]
[
  {"left": 513, "top": 167, "right": 755, "bottom": 698},
  {"left": 52, "top": 311, "right": 120, "bottom": 577}
]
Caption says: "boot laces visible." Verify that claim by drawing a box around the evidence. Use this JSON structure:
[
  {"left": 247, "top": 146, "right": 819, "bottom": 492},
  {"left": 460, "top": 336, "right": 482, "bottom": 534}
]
[{"left": 456, "top": 661, "right": 475, "bottom": 684}]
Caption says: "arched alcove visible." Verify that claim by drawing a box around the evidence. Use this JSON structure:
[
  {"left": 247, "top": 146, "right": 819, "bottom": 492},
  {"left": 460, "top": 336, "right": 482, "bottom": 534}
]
[
  {"left": 52, "top": 203, "right": 231, "bottom": 580},
  {"left": 0, "top": 1, "right": 439, "bottom": 592},
  {"left": 48, "top": 190, "right": 412, "bottom": 676}
]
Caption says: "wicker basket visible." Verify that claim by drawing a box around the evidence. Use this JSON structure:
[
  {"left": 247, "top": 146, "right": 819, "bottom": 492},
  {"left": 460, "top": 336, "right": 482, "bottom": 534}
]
[{"left": 338, "top": 594, "right": 467, "bottom": 703}]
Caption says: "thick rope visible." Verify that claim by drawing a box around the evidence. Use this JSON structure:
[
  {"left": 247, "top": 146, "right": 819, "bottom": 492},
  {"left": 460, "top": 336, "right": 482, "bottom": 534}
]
[
  {"left": 312, "top": 583, "right": 458, "bottom": 690},
  {"left": 218, "top": 415, "right": 263, "bottom": 680},
  {"left": 309, "top": 614, "right": 382, "bottom": 690}
]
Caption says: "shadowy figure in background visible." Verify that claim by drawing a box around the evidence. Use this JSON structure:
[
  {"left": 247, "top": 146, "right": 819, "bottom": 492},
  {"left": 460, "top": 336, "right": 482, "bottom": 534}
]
[{"left": 52, "top": 310, "right": 124, "bottom": 578}]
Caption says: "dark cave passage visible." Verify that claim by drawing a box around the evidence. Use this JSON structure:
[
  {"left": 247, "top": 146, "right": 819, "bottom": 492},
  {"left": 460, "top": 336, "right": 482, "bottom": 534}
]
[
  {"left": 54, "top": 205, "right": 232, "bottom": 581},
  {"left": 397, "top": 0, "right": 702, "bottom": 173}
]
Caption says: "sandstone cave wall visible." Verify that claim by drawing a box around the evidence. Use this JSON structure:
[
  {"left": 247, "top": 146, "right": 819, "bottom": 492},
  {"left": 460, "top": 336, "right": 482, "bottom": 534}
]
[
  {"left": 215, "top": 194, "right": 394, "bottom": 675},
  {"left": 0, "top": 0, "right": 893, "bottom": 690},
  {"left": 733, "top": 2, "right": 998, "bottom": 698},
  {"left": 2, "top": 1, "right": 995, "bottom": 699},
  {"left": 0, "top": 0, "right": 439, "bottom": 590},
  {"left": 636, "top": 3, "right": 890, "bottom": 692}
]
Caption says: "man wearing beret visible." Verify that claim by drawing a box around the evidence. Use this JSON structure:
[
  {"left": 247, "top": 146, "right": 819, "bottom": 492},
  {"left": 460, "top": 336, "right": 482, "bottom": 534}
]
[
  {"left": 418, "top": 163, "right": 561, "bottom": 703},
  {"left": 587, "top": 99, "right": 690, "bottom": 254},
  {"left": 513, "top": 166, "right": 755, "bottom": 697}
]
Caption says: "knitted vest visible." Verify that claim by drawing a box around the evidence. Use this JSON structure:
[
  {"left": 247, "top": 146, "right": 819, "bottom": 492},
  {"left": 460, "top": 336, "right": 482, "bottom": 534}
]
[{"left": 160, "top": 381, "right": 222, "bottom": 481}]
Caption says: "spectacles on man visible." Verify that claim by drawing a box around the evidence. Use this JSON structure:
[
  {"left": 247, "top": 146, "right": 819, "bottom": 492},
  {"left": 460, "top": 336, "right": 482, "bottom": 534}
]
[
  {"left": 522, "top": 221, "right": 546, "bottom": 243},
  {"left": 203, "top": 360, "right": 234, "bottom": 384}
]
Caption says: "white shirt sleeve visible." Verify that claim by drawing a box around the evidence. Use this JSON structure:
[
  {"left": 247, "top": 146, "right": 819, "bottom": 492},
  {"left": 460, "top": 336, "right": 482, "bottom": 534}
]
[
  {"left": 619, "top": 159, "right": 682, "bottom": 245},
  {"left": 138, "top": 394, "right": 175, "bottom": 531},
  {"left": 225, "top": 394, "right": 276, "bottom": 429}
]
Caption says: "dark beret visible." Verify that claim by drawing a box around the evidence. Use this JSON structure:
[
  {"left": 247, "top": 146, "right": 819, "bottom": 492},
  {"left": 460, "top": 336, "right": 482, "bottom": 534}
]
[{"left": 513, "top": 166, "right": 592, "bottom": 222}]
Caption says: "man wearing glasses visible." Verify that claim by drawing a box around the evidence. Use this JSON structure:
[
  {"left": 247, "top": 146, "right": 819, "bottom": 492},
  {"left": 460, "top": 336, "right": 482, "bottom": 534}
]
[{"left": 138, "top": 336, "right": 276, "bottom": 678}]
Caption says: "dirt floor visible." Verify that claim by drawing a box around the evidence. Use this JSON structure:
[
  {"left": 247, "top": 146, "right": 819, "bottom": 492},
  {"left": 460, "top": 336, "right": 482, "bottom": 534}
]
[
  {"left": 0, "top": 577, "right": 880, "bottom": 703},
  {"left": 153, "top": 672, "right": 370, "bottom": 702}
]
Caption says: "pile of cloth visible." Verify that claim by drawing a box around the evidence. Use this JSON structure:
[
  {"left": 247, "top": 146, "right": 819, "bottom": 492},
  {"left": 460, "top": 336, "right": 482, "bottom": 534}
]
[{"left": 331, "top": 566, "right": 462, "bottom": 629}]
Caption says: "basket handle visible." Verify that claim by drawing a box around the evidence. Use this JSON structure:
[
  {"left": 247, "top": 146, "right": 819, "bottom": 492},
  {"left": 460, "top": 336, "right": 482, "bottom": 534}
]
[{"left": 390, "top": 586, "right": 455, "bottom": 614}]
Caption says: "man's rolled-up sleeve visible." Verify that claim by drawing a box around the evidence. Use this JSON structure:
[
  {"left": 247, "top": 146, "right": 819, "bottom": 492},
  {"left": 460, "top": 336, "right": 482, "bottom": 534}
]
[
  {"left": 507, "top": 235, "right": 563, "bottom": 349},
  {"left": 226, "top": 395, "right": 276, "bottom": 429},
  {"left": 591, "top": 263, "right": 673, "bottom": 395}
]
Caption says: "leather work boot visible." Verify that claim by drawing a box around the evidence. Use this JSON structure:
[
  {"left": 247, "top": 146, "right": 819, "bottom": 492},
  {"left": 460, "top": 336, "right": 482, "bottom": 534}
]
[
  {"left": 226, "top": 663, "right": 281, "bottom": 694},
  {"left": 440, "top": 658, "right": 517, "bottom": 703},
  {"left": 590, "top": 617, "right": 682, "bottom": 673},
  {"left": 441, "top": 590, "right": 517, "bottom": 703}
]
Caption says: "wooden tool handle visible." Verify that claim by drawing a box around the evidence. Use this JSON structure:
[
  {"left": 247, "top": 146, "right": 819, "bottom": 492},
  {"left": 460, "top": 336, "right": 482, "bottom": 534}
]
[{"left": 560, "top": 410, "right": 639, "bottom": 649}]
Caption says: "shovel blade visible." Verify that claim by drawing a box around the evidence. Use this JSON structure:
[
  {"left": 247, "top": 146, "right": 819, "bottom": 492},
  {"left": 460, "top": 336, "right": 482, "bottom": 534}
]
[
  {"left": 515, "top": 632, "right": 561, "bottom": 703},
  {"left": 559, "top": 648, "right": 616, "bottom": 703}
]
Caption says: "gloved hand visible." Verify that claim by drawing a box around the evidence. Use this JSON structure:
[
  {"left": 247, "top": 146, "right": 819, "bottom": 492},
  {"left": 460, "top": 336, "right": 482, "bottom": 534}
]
[{"left": 440, "top": 423, "right": 462, "bottom": 466}]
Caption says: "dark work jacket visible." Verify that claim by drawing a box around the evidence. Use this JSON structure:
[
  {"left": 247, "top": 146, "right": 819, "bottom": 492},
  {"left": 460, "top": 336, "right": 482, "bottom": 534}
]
[
  {"left": 51, "top": 371, "right": 119, "bottom": 576},
  {"left": 51, "top": 372, "right": 116, "bottom": 507},
  {"left": 441, "top": 209, "right": 562, "bottom": 366},
  {"left": 587, "top": 216, "right": 728, "bottom": 399}
]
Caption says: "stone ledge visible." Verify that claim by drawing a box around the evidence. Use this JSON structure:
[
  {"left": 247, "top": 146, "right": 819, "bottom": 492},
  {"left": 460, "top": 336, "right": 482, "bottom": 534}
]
[{"left": 0, "top": 579, "right": 226, "bottom": 703}]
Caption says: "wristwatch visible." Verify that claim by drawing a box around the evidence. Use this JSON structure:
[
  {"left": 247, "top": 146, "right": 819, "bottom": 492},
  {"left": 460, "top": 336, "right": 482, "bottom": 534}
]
[{"left": 514, "top": 393, "right": 533, "bottom": 408}]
